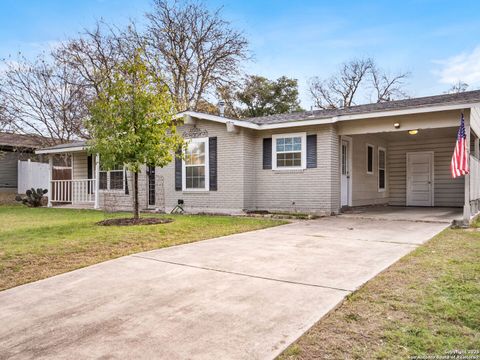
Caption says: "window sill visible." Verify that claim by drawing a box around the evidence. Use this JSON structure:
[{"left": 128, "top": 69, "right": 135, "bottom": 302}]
[
  {"left": 99, "top": 189, "right": 125, "bottom": 193},
  {"left": 272, "top": 168, "right": 306, "bottom": 174},
  {"left": 182, "top": 190, "right": 210, "bottom": 194}
]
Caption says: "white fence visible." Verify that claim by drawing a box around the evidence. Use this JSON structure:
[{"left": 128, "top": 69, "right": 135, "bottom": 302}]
[
  {"left": 51, "top": 179, "right": 96, "bottom": 203},
  {"left": 17, "top": 160, "right": 49, "bottom": 194}
]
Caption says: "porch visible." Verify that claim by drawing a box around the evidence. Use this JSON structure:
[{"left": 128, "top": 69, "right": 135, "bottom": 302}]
[
  {"left": 36, "top": 143, "right": 152, "bottom": 211},
  {"left": 35, "top": 144, "right": 101, "bottom": 209},
  {"left": 338, "top": 108, "right": 480, "bottom": 224}
]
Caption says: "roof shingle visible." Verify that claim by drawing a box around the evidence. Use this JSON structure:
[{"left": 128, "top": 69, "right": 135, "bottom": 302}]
[{"left": 240, "top": 89, "right": 480, "bottom": 125}]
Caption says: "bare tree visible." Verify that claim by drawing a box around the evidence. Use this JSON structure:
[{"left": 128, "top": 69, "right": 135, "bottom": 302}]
[
  {"left": 52, "top": 22, "right": 127, "bottom": 98},
  {"left": 446, "top": 80, "right": 469, "bottom": 94},
  {"left": 370, "top": 64, "right": 410, "bottom": 102},
  {"left": 309, "top": 58, "right": 374, "bottom": 109},
  {"left": 309, "top": 58, "right": 409, "bottom": 109},
  {"left": 142, "top": 0, "right": 249, "bottom": 111},
  {"left": 0, "top": 55, "right": 88, "bottom": 146}
]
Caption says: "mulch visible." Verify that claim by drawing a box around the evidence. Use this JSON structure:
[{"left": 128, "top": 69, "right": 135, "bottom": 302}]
[{"left": 96, "top": 217, "right": 173, "bottom": 226}]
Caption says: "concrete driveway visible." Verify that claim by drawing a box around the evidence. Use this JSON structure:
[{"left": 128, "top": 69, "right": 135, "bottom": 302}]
[{"left": 0, "top": 210, "right": 454, "bottom": 360}]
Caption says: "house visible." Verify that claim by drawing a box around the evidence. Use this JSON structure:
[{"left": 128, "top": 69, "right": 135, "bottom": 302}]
[
  {"left": 0, "top": 132, "right": 45, "bottom": 203},
  {"left": 35, "top": 90, "right": 480, "bottom": 222}
]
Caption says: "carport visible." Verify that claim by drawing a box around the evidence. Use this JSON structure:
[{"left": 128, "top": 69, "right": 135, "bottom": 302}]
[{"left": 337, "top": 107, "right": 480, "bottom": 223}]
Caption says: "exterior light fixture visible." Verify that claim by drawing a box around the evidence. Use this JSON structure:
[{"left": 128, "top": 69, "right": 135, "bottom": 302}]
[
  {"left": 408, "top": 129, "right": 419, "bottom": 135},
  {"left": 393, "top": 122, "right": 400, "bottom": 129}
]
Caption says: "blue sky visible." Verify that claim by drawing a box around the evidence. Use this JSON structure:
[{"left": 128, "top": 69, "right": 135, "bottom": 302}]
[{"left": 1, "top": 0, "right": 479, "bottom": 107}]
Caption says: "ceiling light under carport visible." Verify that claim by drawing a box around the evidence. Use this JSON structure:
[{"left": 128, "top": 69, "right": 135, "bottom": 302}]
[{"left": 408, "top": 129, "right": 419, "bottom": 135}]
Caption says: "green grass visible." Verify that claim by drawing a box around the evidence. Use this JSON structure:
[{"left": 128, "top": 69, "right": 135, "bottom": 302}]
[
  {"left": 0, "top": 205, "right": 285, "bottom": 291},
  {"left": 279, "top": 227, "right": 480, "bottom": 360}
]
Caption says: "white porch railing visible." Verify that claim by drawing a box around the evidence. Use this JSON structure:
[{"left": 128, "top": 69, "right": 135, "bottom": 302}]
[{"left": 51, "top": 179, "right": 96, "bottom": 204}]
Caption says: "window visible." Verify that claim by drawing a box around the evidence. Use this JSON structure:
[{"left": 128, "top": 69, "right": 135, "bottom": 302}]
[
  {"left": 99, "top": 163, "right": 124, "bottom": 191},
  {"left": 183, "top": 137, "right": 209, "bottom": 191},
  {"left": 272, "top": 133, "right": 307, "bottom": 170},
  {"left": 378, "top": 147, "right": 386, "bottom": 191},
  {"left": 366, "top": 144, "right": 374, "bottom": 174}
]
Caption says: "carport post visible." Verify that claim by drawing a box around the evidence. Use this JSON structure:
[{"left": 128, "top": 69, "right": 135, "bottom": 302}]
[{"left": 463, "top": 115, "right": 471, "bottom": 224}]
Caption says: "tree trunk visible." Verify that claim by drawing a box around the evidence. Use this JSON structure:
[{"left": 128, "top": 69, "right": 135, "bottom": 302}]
[{"left": 133, "top": 171, "right": 139, "bottom": 219}]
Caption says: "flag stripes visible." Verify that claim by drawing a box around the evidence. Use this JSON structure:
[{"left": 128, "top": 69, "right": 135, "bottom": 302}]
[{"left": 451, "top": 113, "right": 470, "bottom": 178}]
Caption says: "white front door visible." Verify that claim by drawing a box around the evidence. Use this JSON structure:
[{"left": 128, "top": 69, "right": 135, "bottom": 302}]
[
  {"left": 407, "top": 152, "right": 434, "bottom": 206},
  {"left": 341, "top": 139, "right": 351, "bottom": 207}
]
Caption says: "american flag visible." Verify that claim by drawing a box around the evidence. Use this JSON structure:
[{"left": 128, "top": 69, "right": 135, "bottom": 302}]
[{"left": 450, "top": 113, "right": 469, "bottom": 178}]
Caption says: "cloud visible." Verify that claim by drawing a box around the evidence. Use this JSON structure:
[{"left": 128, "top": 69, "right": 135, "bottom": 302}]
[{"left": 435, "top": 46, "right": 480, "bottom": 85}]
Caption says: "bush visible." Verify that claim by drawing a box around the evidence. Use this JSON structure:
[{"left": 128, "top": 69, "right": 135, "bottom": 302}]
[{"left": 15, "top": 188, "right": 48, "bottom": 207}]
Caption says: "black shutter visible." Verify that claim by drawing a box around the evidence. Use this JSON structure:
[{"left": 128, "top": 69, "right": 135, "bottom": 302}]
[
  {"left": 263, "top": 138, "right": 272, "bottom": 169},
  {"left": 175, "top": 149, "right": 182, "bottom": 191},
  {"left": 306, "top": 134, "right": 317, "bottom": 168},
  {"left": 87, "top": 155, "right": 93, "bottom": 194},
  {"left": 209, "top": 137, "right": 217, "bottom": 191},
  {"left": 124, "top": 169, "right": 129, "bottom": 194}
]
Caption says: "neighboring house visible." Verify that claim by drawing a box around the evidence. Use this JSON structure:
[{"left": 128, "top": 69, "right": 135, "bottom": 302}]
[
  {"left": 36, "top": 90, "right": 480, "bottom": 222},
  {"left": 0, "top": 132, "right": 45, "bottom": 202}
]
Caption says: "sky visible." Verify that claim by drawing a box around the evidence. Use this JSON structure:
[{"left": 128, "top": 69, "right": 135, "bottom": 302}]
[{"left": 1, "top": 0, "right": 480, "bottom": 108}]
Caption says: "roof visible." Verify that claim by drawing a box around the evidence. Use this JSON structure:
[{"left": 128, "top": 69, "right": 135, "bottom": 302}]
[
  {"left": 35, "top": 141, "right": 87, "bottom": 154},
  {"left": 35, "top": 90, "right": 480, "bottom": 154},
  {"left": 242, "top": 90, "right": 480, "bottom": 125},
  {"left": 0, "top": 132, "right": 46, "bottom": 149}
]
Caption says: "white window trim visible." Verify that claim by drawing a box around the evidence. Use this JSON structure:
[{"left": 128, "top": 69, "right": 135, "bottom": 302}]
[
  {"left": 99, "top": 165, "right": 125, "bottom": 192},
  {"left": 182, "top": 137, "right": 210, "bottom": 192},
  {"left": 378, "top": 146, "right": 386, "bottom": 192},
  {"left": 272, "top": 132, "right": 307, "bottom": 170},
  {"left": 366, "top": 143, "right": 374, "bottom": 175}
]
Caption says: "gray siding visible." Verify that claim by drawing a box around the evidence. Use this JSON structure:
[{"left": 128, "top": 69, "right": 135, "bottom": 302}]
[
  {"left": 72, "top": 152, "right": 88, "bottom": 179},
  {"left": 0, "top": 150, "right": 19, "bottom": 189},
  {"left": 350, "top": 134, "right": 389, "bottom": 206},
  {"left": 388, "top": 137, "right": 464, "bottom": 207}
]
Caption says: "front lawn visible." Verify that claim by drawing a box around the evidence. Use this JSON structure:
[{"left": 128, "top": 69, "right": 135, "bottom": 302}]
[
  {"left": 280, "top": 227, "right": 480, "bottom": 359},
  {"left": 0, "top": 205, "right": 285, "bottom": 291}
]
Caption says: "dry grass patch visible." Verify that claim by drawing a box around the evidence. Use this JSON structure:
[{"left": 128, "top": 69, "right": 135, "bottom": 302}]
[{"left": 279, "top": 227, "right": 480, "bottom": 360}]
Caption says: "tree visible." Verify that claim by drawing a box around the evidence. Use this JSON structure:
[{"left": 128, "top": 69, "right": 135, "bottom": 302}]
[
  {"left": 0, "top": 55, "right": 88, "bottom": 146},
  {"left": 53, "top": 22, "right": 128, "bottom": 98},
  {"left": 87, "top": 50, "right": 184, "bottom": 219},
  {"left": 309, "top": 58, "right": 409, "bottom": 109},
  {"left": 142, "top": 0, "right": 249, "bottom": 111},
  {"left": 235, "top": 75, "right": 303, "bottom": 118},
  {"left": 309, "top": 58, "right": 374, "bottom": 109},
  {"left": 446, "top": 80, "right": 469, "bottom": 94},
  {"left": 371, "top": 64, "right": 409, "bottom": 102}
]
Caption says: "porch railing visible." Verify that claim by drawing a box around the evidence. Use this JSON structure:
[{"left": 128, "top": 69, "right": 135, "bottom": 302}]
[{"left": 51, "top": 179, "right": 96, "bottom": 203}]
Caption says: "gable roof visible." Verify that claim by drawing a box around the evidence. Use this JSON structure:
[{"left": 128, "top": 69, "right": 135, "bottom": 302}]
[
  {"left": 0, "top": 132, "right": 46, "bottom": 149},
  {"left": 243, "top": 90, "right": 480, "bottom": 125}
]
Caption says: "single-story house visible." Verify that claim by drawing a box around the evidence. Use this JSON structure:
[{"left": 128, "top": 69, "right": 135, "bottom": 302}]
[
  {"left": 0, "top": 132, "right": 45, "bottom": 202},
  {"left": 36, "top": 90, "right": 480, "bottom": 222}
]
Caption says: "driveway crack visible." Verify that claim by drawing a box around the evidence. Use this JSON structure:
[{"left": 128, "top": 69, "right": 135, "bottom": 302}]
[{"left": 131, "top": 254, "right": 353, "bottom": 293}]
